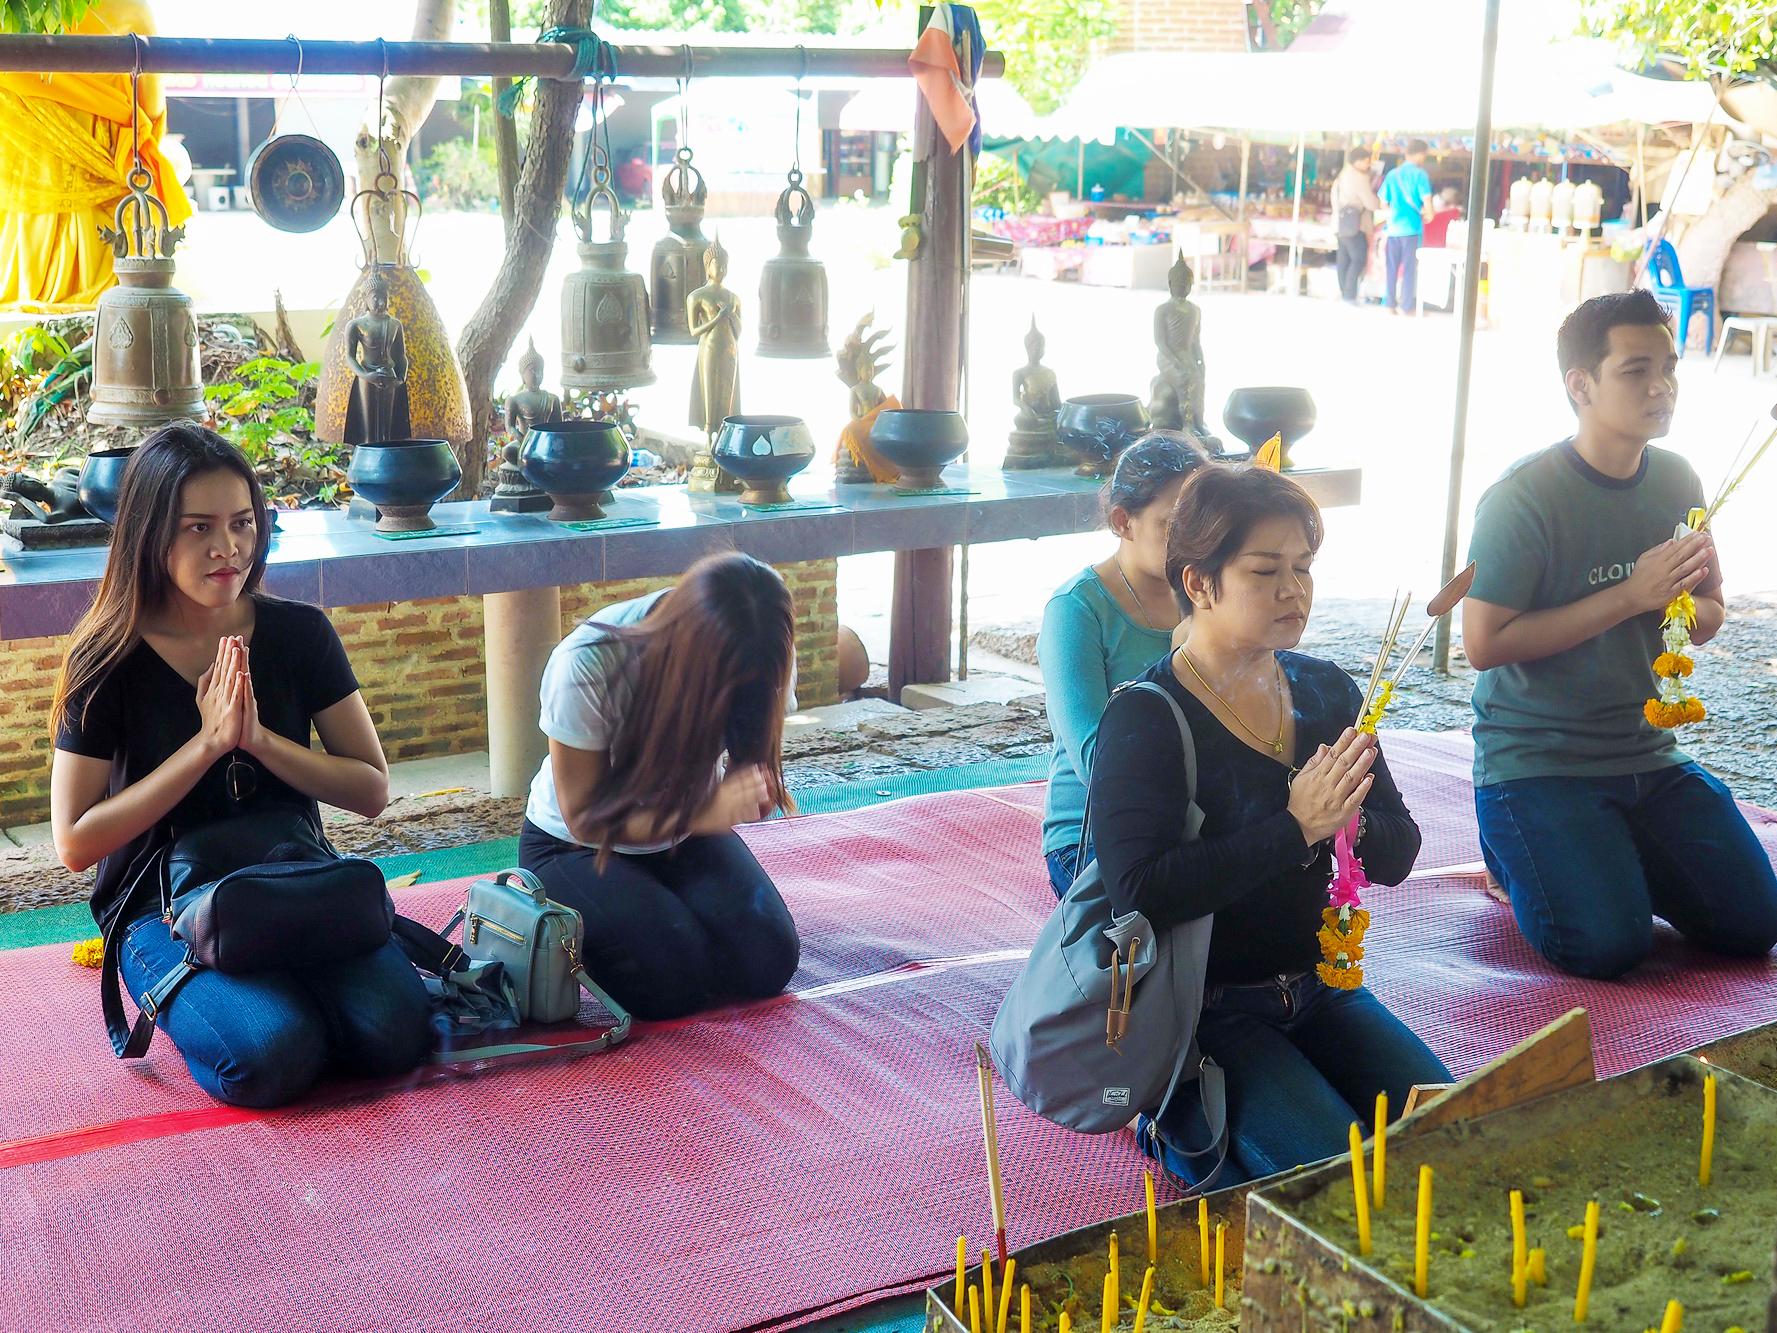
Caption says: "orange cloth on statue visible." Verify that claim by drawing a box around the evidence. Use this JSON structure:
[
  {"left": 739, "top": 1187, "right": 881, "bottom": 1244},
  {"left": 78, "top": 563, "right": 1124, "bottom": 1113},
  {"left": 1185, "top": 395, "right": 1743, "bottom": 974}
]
[
  {"left": 0, "top": 0, "right": 193, "bottom": 313},
  {"left": 837, "top": 395, "right": 903, "bottom": 484}
]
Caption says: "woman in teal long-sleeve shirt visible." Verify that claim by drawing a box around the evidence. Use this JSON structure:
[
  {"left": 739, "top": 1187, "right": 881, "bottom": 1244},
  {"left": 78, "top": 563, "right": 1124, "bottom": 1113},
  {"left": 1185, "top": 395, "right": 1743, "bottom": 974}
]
[{"left": 1038, "top": 434, "right": 1209, "bottom": 894}]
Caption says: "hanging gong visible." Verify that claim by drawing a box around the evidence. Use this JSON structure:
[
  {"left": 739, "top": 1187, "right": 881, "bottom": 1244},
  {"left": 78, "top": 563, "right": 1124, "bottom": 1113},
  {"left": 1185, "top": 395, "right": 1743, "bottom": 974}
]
[{"left": 249, "top": 134, "right": 346, "bottom": 234}]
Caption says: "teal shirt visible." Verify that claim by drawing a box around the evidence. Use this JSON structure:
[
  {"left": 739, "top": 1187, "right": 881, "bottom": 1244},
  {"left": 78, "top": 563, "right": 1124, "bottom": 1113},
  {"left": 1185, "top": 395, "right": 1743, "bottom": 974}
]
[
  {"left": 1037, "top": 568, "right": 1174, "bottom": 855},
  {"left": 1467, "top": 441, "right": 1704, "bottom": 787},
  {"left": 1380, "top": 162, "right": 1431, "bottom": 237}
]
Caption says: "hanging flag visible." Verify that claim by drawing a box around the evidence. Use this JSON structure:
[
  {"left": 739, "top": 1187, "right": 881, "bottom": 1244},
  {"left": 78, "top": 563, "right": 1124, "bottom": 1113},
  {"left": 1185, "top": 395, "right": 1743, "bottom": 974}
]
[{"left": 909, "top": 4, "right": 977, "bottom": 154}]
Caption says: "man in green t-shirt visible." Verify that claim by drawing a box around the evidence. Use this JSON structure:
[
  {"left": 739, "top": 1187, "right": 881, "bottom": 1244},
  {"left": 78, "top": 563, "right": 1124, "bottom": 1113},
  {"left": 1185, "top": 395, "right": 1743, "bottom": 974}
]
[{"left": 1463, "top": 290, "right": 1777, "bottom": 979}]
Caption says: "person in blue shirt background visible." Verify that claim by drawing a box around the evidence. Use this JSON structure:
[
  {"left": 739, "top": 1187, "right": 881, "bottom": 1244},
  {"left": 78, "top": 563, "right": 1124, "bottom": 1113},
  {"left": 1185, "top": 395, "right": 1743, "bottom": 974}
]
[{"left": 1379, "top": 139, "right": 1434, "bottom": 315}]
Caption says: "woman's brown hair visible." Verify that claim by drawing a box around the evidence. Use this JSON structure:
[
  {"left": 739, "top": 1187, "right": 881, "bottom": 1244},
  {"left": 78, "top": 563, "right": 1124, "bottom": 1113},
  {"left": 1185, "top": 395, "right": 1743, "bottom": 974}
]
[
  {"left": 1164, "top": 463, "right": 1323, "bottom": 616},
  {"left": 52, "top": 421, "right": 272, "bottom": 734},
  {"left": 575, "top": 552, "right": 796, "bottom": 861}
]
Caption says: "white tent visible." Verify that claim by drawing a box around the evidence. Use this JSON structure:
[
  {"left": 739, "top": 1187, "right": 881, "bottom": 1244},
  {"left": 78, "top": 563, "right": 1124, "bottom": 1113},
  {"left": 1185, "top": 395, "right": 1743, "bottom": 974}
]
[{"left": 838, "top": 77, "right": 1042, "bottom": 140}]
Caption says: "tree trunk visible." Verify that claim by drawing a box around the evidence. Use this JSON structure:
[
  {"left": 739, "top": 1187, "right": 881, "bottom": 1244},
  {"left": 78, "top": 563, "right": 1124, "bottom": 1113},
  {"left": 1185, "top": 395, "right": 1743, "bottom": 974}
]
[
  {"left": 455, "top": 0, "right": 591, "bottom": 499},
  {"left": 490, "top": 0, "right": 521, "bottom": 235},
  {"left": 351, "top": 0, "right": 458, "bottom": 266}
]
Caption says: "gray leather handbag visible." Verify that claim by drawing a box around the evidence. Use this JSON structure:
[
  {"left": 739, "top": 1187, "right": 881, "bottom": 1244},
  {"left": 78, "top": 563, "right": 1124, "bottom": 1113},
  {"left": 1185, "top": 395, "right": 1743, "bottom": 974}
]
[
  {"left": 990, "top": 682, "right": 1226, "bottom": 1182},
  {"left": 445, "top": 868, "right": 631, "bottom": 1040}
]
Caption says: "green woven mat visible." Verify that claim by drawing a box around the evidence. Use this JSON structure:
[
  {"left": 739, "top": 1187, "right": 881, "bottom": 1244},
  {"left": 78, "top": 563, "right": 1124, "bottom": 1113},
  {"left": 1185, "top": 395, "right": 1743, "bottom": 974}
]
[
  {"left": 738, "top": 499, "right": 847, "bottom": 514},
  {"left": 891, "top": 485, "right": 978, "bottom": 498},
  {"left": 0, "top": 754, "right": 1046, "bottom": 953},
  {"left": 372, "top": 523, "right": 482, "bottom": 542},
  {"left": 558, "top": 516, "right": 659, "bottom": 533}
]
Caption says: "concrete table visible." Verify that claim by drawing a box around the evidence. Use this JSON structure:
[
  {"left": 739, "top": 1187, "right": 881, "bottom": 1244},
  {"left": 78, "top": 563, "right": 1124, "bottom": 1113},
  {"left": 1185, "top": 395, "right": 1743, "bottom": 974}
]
[{"left": 0, "top": 464, "right": 1362, "bottom": 794}]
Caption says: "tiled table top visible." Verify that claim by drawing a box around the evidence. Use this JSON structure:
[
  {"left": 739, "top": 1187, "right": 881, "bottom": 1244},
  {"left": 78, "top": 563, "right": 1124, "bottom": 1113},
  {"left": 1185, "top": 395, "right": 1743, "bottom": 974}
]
[{"left": 0, "top": 465, "right": 1360, "bottom": 641}]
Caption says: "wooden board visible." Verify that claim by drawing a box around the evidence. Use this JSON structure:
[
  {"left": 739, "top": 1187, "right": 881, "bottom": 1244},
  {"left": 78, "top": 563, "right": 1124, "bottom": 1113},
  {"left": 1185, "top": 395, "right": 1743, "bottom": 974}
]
[{"left": 1396, "top": 1008, "right": 1595, "bottom": 1138}]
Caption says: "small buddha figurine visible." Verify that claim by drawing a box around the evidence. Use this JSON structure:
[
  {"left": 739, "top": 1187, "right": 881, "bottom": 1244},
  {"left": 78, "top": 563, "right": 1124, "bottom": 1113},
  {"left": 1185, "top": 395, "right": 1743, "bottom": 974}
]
[
  {"left": 491, "top": 339, "right": 560, "bottom": 513},
  {"left": 1005, "top": 318, "right": 1064, "bottom": 469},
  {"left": 1147, "top": 256, "right": 1220, "bottom": 452},
  {"left": 687, "top": 235, "right": 742, "bottom": 493},
  {"left": 343, "top": 269, "right": 410, "bottom": 444},
  {"left": 834, "top": 313, "right": 900, "bottom": 485}
]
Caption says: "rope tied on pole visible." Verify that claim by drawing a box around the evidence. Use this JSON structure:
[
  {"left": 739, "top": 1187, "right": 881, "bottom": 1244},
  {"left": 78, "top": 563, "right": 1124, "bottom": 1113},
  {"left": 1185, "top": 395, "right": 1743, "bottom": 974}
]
[{"left": 497, "top": 27, "right": 610, "bottom": 116}]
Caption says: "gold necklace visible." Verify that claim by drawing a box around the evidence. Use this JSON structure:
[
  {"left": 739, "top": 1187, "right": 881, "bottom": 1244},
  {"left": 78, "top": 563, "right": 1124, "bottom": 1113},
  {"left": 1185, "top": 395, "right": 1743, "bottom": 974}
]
[
  {"left": 1111, "top": 557, "right": 1164, "bottom": 631},
  {"left": 1175, "top": 646, "right": 1287, "bottom": 757}
]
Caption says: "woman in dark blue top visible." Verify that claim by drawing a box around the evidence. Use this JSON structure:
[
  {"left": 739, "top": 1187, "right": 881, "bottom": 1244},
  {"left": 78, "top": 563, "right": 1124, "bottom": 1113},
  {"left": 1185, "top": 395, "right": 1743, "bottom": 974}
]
[{"left": 1089, "top": 464, "right": 1449, "bottom": 1187}]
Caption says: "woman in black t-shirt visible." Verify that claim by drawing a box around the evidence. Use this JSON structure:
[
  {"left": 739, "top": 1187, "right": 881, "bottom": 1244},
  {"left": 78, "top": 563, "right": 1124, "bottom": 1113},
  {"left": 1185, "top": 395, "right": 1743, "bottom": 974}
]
[
  {"left": 50, "top": 423, "right": 429, "bottom": 1107},
  {"left": 1089, "top": 464, "right": 1449, "bottom": 1188}
]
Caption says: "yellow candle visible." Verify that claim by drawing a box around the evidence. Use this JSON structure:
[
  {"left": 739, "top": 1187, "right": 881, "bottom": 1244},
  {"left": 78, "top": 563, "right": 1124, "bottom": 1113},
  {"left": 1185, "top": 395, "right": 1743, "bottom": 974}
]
[
  {"left": 1700, "top": 1073, "right": 1716, "bottom": 1188},
  {"left": 1510, "top": 1189, "right": 1528, "bottom": 1307},
  {"left": 1348, "top": 1122, "right": 1373, "bottom": 1256},
  {"left": 1198, "top": 1197, "right": 1211, "bottom": 1287},
  {"left": 1107, "top": 1230, "right": 1119, "bottom": 1313},
  {"left": 969, "top": 1283, "right": 983, "bottom": 1333},
  {"left": 1059, "top": 1314, "right": 1071, "bottom": 1333},
  {"left": 1132, "top": 1265, "right": 1156, "bottom": 1333},
  {"left": 982, "top": 1250, "right": 995, "bottom": 1333},
  {"left": 1374, "top": 1091, "right": 1389, "bottom": 1209},
  {"left": 997, "top": 1259, "right": 1016, "bottom": 1333},
  {"left": 1020, "top": 1284, "right": 1031, "bottom": 1333},
  {"left": 1215, "top": 1222, "right": 1228, "bottom": 1309},
  {"left": 1101, "top": 1271, "right": 1115, "bottom": 1333},
  {"left": 1145, "top": 1169, "right": 1158, "bottom": 1265},
  {"left": 956, "top": 1235, "right": 967, "bottom": 1317},
  {"left": 1528, "top": 1247, "right": 1547, "bottom": 1286},
  {"left": 1414, "top": 1165, "right": 1433, "bottom": 1298},
  {"left": 1658, "top": 1299, "right": 1683, "bottom": 1333},
  {"left": 1574, "top": 1200, "right": 1600, "bottom": 1322}
]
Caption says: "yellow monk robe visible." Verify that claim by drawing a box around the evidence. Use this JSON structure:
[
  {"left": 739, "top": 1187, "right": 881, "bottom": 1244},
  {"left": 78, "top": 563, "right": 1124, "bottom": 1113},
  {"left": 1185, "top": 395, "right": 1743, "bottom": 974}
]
[
  {"left": 836, "top": 395, "right": 903, "bottom": 485},
  {"left": 0, "top": 0, "right": 193, "bottom": 313}
]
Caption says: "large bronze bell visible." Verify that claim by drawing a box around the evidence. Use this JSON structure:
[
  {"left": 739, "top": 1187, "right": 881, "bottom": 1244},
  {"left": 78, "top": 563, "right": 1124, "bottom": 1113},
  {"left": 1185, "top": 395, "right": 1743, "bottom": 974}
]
[
  {"left": 757, "top": 169, "right": 830, "bottom": 359},
  {"left": 648, "top": 148, "right": 709, "bottom": 346},
  {"left": 87, "top": 166, "right": 205, "bottom": 428},
  {"left": 561, "top": 175, "right": 655, "bottom": 394}
]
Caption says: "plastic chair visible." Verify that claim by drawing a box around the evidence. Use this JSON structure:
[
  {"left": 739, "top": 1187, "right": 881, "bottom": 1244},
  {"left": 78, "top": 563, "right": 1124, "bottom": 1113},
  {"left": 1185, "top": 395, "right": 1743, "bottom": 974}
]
[{"left": 1648, "top": 239, "right": 1715, "bottom": 354}]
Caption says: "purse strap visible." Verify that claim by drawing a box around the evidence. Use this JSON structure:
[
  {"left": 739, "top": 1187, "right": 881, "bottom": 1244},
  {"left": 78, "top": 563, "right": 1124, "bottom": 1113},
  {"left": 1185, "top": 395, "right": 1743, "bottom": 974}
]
[{"left": 100, "top": 847, "right": 192, "bottom": 1060}]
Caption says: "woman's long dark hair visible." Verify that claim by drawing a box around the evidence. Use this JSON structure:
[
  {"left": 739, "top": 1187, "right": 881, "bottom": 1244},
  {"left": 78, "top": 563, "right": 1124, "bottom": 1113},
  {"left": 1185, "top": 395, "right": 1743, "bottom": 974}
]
[
  {"left": 577, "top": 552, "right": 796, "bottom": 861},
  {"left": 52, "top": 422, "right": 271, "bottom": 733}
]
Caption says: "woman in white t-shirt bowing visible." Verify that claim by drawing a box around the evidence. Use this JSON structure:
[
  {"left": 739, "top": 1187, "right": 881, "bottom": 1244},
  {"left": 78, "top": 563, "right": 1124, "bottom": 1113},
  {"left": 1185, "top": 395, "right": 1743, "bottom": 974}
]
[{"left": 518, "top": 552, "right": 801, "bottom": 1020}]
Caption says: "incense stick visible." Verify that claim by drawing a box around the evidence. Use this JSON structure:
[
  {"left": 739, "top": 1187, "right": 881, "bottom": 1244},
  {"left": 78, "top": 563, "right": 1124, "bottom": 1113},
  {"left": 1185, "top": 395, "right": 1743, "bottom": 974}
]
[
  {"left": 975, "top": 1043, "right": 1009, "bottom": 1268},
  {"left": 1357, "top": 590, "right": 1411, "bottom": 724}
]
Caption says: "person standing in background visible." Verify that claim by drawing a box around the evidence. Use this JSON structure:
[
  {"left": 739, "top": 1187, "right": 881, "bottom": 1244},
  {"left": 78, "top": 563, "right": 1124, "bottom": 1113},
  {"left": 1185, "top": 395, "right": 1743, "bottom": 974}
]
[
  {"left": 1379, "top": 140, "right": 1434, "bottom": 315},
  {"left": 1331, "top": 147, "right": 1384, "bottom": 306}
]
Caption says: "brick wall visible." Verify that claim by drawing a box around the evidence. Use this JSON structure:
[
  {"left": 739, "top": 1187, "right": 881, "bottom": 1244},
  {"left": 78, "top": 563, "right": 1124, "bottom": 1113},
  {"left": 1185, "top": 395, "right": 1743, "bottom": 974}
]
[
  {"left": 0, "top": 558, "right": 839, "bottom": 827},
  {"left": 1107, "top": 0, "right": 1249, "bottom": 53}
]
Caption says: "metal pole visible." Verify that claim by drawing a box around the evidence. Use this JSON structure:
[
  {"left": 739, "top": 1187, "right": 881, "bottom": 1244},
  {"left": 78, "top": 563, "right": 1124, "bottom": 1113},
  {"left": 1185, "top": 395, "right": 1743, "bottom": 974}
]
[
  {"left": 1237, "top": 136, "right": 1250, "bottom": 221},
  {"left": 0, "top": 34, "right": 1004, "bottom": 79},
  {"left": 1636, "top": 122, "right": 1648, "bottom": 229},
  {"left": 1077, "top": 138, "right": 1085, "bottom": 198},
  {"left": 1432, "top": 0, "right": 1501, "bottom": 675},
  {"left": 1289, "top": 128, "right": 1306, "bottom": 294}
]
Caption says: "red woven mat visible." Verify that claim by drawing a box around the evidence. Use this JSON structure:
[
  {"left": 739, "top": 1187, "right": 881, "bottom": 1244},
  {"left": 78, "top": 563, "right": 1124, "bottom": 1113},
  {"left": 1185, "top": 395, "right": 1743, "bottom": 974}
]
[{"left": 2, "top": 732, "right": 1774, "bottom": 1333}]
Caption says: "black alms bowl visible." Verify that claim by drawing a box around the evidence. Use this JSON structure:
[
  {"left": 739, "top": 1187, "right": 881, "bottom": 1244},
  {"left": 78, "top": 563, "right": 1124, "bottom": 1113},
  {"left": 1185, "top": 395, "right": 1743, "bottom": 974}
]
[
  {"left": 520, "top": 419, "right": 629, "bottom": 520},
  {"left": 345, "top": 439, "right": 461, "bottom": 532},
  {"left": 1056, "top": 394, "right": 1149, "bottom": 477},
  {"left": 1222, "top": 386, "right": 1316, "bottom": 460},
  {"left": 77, "top": 446, "right": 136, "bottom": 524},
  {"left": 870, "top": 409, "right": 969, "bottom": 489},
  {"left": 712, "top": 415, "right": 817, "bottom": 505}
]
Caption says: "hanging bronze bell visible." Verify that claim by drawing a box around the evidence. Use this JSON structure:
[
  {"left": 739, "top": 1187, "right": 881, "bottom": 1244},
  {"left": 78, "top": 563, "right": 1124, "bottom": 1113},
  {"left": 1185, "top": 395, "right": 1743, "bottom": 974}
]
[
  {"left": 562, "top": 178, "right": 655, "bottom": 395},
  {"left": 88, "top": 166, "right": 205, "bottom": 429},
  {"left": 648, "top": 148, "right": 709, "bottom": 346},
  {"left": 757, "top": 169, "right": 830, "bottom": 359}
]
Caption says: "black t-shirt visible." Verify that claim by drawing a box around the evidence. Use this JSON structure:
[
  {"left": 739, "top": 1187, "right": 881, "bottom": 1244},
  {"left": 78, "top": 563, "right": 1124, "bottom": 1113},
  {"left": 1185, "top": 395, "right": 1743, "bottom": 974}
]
[
  {"left": 1088, "top": 651, "right": 1422, "bottom": 984},
  {"left": 55, "top": 596, "right": 361, "bottom": 931}
]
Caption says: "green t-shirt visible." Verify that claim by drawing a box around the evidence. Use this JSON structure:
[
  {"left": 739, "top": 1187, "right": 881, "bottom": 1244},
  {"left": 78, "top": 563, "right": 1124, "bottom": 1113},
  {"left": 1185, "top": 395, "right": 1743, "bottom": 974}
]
[{"left": 1467, "top": 441, "right": 1704, "bottom": 787}]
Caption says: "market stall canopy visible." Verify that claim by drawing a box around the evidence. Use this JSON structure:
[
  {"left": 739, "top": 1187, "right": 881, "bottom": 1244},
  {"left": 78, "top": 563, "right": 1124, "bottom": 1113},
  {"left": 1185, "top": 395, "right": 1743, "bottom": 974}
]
[
  {"left": 838, "top": 77, "right": 1040, "bottom": 138},
  {"left": 1040, "top": 0, "right": 1714, "bottom": 144}
]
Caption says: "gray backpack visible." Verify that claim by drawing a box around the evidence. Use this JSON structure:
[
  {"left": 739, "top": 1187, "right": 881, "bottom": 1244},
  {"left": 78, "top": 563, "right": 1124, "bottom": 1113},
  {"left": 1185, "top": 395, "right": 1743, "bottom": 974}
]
[{"left": 990, "top": 682, "right": 1227, "bottom": 1181}]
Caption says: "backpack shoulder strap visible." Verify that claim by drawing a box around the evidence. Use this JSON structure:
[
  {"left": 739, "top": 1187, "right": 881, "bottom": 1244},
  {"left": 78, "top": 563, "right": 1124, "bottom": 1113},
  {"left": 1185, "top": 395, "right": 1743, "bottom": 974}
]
[{"left": 1075, "top": 678, "right": 1200, "bottom": 862}]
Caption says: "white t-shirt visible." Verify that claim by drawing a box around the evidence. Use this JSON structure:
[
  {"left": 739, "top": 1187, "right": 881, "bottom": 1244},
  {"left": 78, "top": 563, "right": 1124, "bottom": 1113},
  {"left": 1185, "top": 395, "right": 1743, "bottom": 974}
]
[{"left": 525, "top": 589, "right": 796, "bottom": 854}]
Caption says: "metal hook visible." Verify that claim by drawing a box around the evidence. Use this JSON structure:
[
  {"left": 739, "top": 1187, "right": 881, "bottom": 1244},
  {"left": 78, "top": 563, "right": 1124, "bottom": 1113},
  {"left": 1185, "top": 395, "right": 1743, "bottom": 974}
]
[{"left": 285, "top": 33, "right": 303, "bottom": 88}]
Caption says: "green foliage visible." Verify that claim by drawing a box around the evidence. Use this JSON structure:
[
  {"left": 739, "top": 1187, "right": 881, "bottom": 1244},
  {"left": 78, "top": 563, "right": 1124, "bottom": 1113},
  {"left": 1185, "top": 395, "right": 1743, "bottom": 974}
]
[
  {"left": 0, "top": 0, "right": 99, "bottom": 34},
  {"left": 514, "top": 0, "right": 845, "bottom": 32},
  {"left": 1256, "top": 0, "right": 1327, "bottom": 49},
  {"left": 0, "top": 327, "right": 72, "bottom": 386},
  {"left": 973, "top": 150, "right": 1038, "bottom": 215},
  {"left": 970, "top": 0, "right": 1117, "bottom": 115},
  {"left": 203, "top": 358, "right": 343, "bottom": 505},
  {"left": 1579, "top": 0, "right": 1777, "bottom": 77},
  {"left": 415, "top": 137, "right": 504, "bottom": 212}
]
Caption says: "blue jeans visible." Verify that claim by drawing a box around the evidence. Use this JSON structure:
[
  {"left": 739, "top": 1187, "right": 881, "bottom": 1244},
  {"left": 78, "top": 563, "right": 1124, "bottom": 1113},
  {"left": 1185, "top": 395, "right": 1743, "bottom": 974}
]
[
  {"left": 1384, "top": 234, "right": 1419, "bottom": 310},
  {"left": 1045, "top": 846, "right": 1082, "bottom": 898},
  {"left": 120, "top": 914, "right": 432, "bottom": 1107},
  {"left": 1476, "top": 762, "right": 1777, "bottom": 980},
  {"left": 1141, "top": 972, "right": 1450, "bottom": 1189}
]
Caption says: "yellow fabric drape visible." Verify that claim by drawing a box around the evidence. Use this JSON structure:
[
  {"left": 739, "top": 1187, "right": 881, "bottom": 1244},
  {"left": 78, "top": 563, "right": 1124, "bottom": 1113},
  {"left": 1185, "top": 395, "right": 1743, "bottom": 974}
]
[
  {"left": 0, "top": 0, "right": 193, "bottom": 313},
  {"left": 836, "top": 395, "right": 904, "bottom": 485}
]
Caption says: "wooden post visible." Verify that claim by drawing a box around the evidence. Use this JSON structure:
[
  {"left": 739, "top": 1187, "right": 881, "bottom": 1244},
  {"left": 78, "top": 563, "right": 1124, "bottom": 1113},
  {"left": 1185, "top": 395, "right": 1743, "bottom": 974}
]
[
  {"left": 1288, "top": 128, "right": 1306, "bottom": 293},
  {"left": 489, "top": 0, "right": 520, "bottom": 235},
  {"left": 890, "top": 8, "right": 971, "bottom": 697}
]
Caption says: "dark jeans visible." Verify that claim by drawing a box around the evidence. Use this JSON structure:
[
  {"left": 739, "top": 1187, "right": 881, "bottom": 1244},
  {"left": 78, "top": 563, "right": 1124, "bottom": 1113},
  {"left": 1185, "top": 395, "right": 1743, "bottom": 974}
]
[
  {"left": 519, "top": 820, "right": 800, "bottom": 1021},
  {"left": 1046, "top": 845, "right": 1083, "bottom": 898},
  {"left": 1476, "top": 762, "right": 1777, "bottom": 980},
  {"left": 120, "top": 914, "right": 431, "bottom": 1107},
  {"left": 1384, "top": 234, "right": 1420, "bottom": 310},
  {"left": 1141, "top": 972, "right": 1450, "bottom": 1189},
  {"left": 1336, "top": 232, "right": 1368, "bottom": 302}
]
